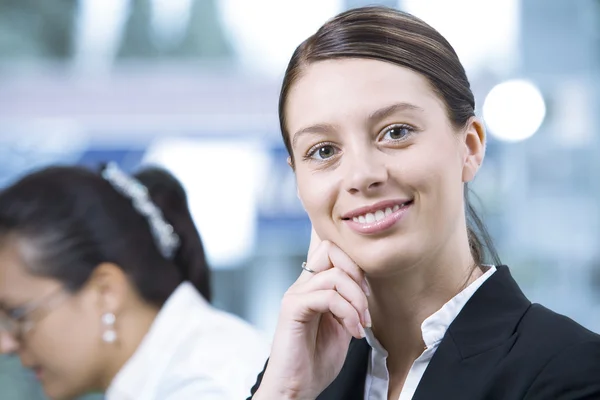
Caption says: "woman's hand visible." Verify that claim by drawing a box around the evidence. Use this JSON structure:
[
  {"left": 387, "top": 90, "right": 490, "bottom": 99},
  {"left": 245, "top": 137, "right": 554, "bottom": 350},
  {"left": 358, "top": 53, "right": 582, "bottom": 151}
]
[{"left": 255, "top": 228, "right": 371, "bottom": 400}]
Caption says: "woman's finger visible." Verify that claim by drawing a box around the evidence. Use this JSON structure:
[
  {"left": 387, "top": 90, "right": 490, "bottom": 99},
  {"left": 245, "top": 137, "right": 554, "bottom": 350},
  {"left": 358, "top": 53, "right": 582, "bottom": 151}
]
[
  {"left": 283, "top": 290, "right": 365, "bottom": 339},
  {"left": 290, "top": 267, "right": 371, "bottom": 327}
]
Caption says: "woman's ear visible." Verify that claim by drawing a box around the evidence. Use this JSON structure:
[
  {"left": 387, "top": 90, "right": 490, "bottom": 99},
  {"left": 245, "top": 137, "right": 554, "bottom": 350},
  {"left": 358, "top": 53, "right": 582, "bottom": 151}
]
[
  {"left": 462, "top": 117, "right": 486, "bottom": 183},
  {"left": 86, "top": 262, "right": 129, "bottom": 315}
]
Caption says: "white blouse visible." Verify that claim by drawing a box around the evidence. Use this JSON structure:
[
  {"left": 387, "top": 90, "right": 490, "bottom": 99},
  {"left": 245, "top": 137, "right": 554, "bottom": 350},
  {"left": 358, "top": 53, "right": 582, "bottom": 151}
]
[
  {"left": 106, "top": 282, "right": 270, "bottom": 400},
  {"left": 364, "top": 266, "right": 497, "bottom": 400}
]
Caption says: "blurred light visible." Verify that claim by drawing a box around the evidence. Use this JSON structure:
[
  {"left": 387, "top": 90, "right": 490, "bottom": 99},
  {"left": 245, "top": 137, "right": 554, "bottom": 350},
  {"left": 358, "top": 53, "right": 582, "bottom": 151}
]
[
  {"left": 217, "top": 0, "right": 343, "bottom": 75},
  {"left": 74, "top": 0, "right": 130, "bottom": 71},
  {"left": 150, "top": 0, "right": 192, "bottom": 49},
  {"left": 142, "top": 138, "right": 270, "bottom": 268},
  {"left": 483, "top": 79, "right": 546, "bottom": 143}
]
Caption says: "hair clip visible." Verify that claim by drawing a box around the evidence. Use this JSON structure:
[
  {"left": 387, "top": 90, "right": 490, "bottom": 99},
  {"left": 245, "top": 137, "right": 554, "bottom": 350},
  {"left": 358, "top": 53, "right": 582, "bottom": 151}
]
[{"left": 101, "top": 162, "right": 180, "bottom": 259}]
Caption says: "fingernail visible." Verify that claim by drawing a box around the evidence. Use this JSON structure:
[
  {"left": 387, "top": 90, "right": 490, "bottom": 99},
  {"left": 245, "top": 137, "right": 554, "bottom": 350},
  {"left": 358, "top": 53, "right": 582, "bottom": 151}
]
[
  {"left": 357, "top": 324, "right": 366, "bottom": 338},
  {"left": 361, "top": 279, "right": 371, "bottom": 297},
  {"left": 364, "top": 309, "right": 372, "bottom": 328}
]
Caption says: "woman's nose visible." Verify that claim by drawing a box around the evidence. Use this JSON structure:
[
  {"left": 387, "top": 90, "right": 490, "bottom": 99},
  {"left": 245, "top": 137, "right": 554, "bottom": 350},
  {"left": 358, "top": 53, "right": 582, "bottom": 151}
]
[{"left": 343, "top": 149, "right": 389, "bottom": 195}]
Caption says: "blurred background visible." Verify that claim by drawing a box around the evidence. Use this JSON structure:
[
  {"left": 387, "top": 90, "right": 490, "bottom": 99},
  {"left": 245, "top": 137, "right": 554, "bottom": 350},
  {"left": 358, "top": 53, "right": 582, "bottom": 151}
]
[{"left": 1, "top": 0, "right": 599, "bottom": 398}]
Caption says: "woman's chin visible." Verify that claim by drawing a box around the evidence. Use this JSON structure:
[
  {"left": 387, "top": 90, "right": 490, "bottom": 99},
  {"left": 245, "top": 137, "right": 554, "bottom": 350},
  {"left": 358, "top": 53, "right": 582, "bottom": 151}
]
[
  {"left": 352, "top": 253, "right": 418, "bottom": 279},
  {"left": 342, "top": 237, "right": 422, "bottom": 277},
  {"left": 361, "top": 260, "right": 416, "bottom": 278}
]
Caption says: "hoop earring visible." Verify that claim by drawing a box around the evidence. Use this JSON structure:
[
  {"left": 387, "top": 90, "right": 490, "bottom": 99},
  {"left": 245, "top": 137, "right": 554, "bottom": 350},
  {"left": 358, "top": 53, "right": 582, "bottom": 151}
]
[{"left": 101, "top": 312, "right": 117, "bottom": 343}]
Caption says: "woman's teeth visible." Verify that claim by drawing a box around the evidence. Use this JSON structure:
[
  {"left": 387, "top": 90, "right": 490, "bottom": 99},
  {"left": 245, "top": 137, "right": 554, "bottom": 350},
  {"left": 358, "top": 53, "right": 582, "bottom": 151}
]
[{"left": 352, "top": 204, "right": 401, "bottom": 223}]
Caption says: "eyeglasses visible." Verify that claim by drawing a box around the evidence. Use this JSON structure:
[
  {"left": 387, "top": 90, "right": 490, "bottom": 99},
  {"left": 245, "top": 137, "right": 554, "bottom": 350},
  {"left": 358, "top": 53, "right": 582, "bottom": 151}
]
[{"left": 0, "top": 288, "right": 67, "bottom": 342}]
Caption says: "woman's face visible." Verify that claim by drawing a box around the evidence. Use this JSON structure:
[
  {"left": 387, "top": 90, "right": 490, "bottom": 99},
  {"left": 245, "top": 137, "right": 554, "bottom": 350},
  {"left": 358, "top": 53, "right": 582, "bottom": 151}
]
[
  {"left": 0, "top": 242, "right": 106, "bottom": 399},
  {"left": 286, "top": 58, "right": 484, "bottom": 276}
]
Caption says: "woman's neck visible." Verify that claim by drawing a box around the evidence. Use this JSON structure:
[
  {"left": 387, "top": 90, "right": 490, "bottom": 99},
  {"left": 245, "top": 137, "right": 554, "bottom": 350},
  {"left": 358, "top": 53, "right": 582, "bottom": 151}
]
[{"left": 366, "top": 229, "right": 481, "bottom": 377}]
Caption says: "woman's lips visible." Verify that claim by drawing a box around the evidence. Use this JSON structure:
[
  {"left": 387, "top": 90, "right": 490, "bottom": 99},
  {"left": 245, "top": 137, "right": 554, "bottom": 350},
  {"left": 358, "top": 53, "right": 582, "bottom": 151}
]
[{"left": 343, "top": 200, "right": 413, "bottom": 234}]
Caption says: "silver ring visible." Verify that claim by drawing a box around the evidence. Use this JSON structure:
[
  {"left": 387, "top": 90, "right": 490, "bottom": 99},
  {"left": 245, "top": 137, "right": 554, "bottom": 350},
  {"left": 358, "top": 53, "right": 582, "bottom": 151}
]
[{"left": 301, "top": 261, "right": 315, "bottom": 274}]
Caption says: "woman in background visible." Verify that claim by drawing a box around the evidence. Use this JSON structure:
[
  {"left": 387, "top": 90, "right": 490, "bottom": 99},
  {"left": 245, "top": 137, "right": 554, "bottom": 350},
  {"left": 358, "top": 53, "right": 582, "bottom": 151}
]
[{"left": 0, "top": 163, "right": 269, "bottom": 400}]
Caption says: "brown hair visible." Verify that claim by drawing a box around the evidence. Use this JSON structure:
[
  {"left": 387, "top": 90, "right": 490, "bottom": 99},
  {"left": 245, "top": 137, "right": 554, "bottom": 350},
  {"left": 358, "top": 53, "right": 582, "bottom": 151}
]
[{"left": 278, "top": 6, "right": 500, "bottom": 266}]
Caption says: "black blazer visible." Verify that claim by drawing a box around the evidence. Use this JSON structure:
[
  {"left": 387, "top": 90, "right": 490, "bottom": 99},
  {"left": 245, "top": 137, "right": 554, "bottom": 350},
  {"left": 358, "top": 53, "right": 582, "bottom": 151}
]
[{"left": 249, "top": 266, "right": 600, "bottom": 399}]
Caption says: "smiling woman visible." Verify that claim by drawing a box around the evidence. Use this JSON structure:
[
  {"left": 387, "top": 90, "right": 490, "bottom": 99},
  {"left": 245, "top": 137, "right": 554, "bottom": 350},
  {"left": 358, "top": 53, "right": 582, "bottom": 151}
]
[
  {"left": 287, "top": 57, "right": 484, "bottom": 273},
  {"left": 248, "top": 5, "right": 600, "bottom": 400}
]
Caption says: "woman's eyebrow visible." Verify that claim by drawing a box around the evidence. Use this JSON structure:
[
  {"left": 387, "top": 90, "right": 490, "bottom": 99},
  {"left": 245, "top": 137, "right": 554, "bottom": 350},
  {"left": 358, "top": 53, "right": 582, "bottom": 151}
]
[
  {"left": 292, "top": 123, "right": 338, "bottom": 148},
  {"left": 367, "top": 102, "right": 425, "bottom": 124}
]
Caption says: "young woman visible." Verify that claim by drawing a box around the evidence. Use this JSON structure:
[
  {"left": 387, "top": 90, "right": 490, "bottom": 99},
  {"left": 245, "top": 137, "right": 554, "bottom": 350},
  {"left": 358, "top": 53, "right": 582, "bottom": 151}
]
[
  {"left": 249, "top": 6, "right": 600, "bottom": 400},
  {"left": 0, "top": 163, "right": 269, "bottom": 400}
]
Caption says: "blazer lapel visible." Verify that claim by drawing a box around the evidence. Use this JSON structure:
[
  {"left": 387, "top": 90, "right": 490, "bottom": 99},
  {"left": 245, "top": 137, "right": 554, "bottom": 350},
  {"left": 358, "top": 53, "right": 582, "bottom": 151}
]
[
  {"left": 413, "top": 266, "right": 531, "bottom": 399},
  {"left": 318, "top": 338, "right": 370, "bottom": 400}
]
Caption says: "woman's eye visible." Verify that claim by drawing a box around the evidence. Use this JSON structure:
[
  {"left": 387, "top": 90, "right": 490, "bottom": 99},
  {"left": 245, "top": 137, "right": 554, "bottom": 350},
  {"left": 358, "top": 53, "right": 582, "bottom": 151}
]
[
  {"left": 308, "top": 144, "right": 337, "bottom": 160},
  {"left": 382, "top": 125, "right": 413, "bottom": 141}
]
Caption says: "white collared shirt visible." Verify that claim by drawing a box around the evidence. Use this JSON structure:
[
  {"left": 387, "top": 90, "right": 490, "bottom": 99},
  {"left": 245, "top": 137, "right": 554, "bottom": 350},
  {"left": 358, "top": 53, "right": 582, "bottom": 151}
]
[
  {"left": 364, "top": 266, "right": 497, "bottom": 400},
  {"left": 106, "top": 282, "right": 270, "bottom": 400}
]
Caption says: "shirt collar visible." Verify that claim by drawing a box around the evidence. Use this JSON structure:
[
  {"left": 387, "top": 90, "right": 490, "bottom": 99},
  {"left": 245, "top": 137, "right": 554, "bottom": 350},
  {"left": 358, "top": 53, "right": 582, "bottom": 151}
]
[
  {"left": 365, "top": 266, "right": 497, "bottom": 353},
  {"left": 106, "top": 282, "right": 211, "bottom": 399},
  {"left": 421, "top": 265, "right": 497, "bottom": 347}
]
